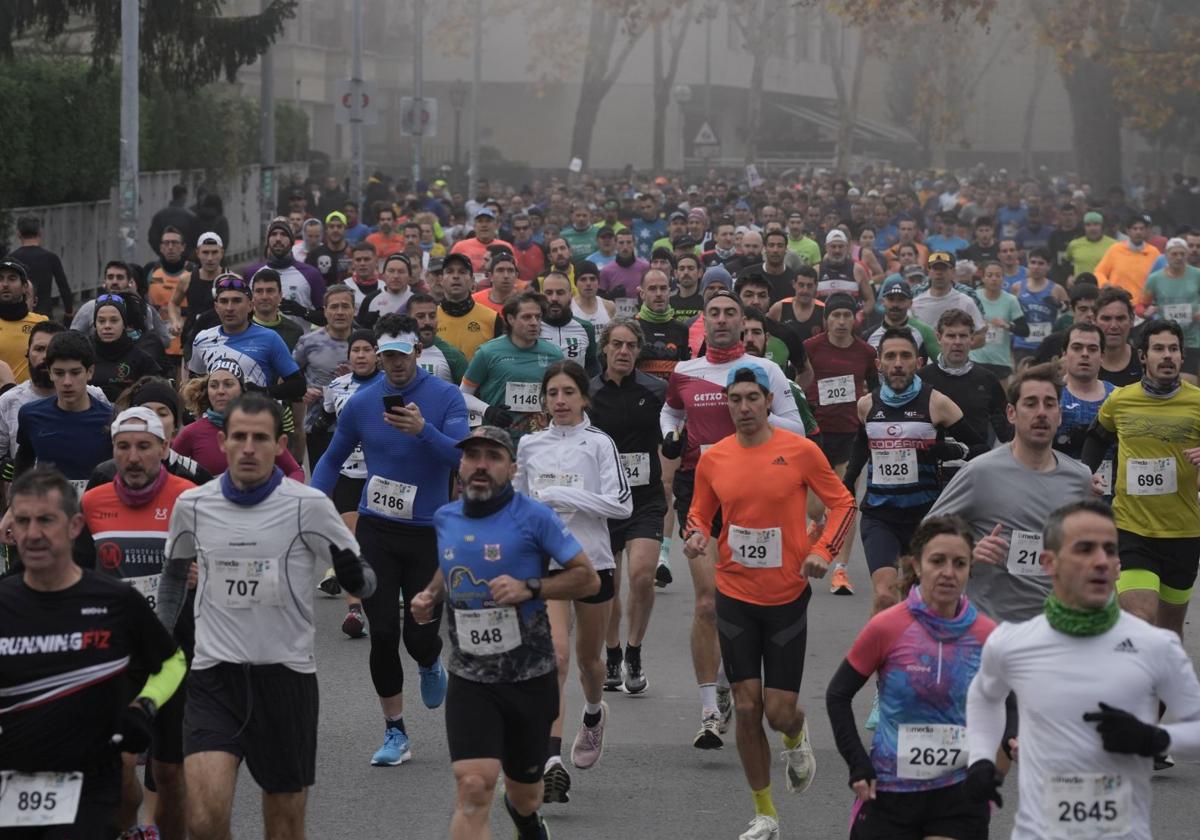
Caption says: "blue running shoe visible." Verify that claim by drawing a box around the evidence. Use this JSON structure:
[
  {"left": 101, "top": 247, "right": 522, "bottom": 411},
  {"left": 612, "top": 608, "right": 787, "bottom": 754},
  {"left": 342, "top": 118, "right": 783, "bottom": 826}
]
[
  {"left": 370, "top": 726, "right": 412, "bottom": 766},
  {"left": 420, "top": 657, "right": 448, "bottom": 709}
]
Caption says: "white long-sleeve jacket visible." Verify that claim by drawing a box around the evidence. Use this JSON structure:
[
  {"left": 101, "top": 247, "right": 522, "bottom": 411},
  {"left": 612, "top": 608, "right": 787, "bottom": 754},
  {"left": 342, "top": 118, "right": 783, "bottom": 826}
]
[{"left": 515, "top": 414, "right": 632, "bottom": 572}]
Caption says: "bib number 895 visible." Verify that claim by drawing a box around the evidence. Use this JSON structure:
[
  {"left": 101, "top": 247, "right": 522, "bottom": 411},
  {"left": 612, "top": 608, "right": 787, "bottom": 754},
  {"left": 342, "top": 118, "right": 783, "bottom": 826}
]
[
  {"left": 1058, "top": 800, "right": 1118, "bottom": 824},
  {"left": 16, "top": 792, "right": 56, "bottom": 813},
  {"left": 907, "top": 746, "right": 961, "bottom": 768}
]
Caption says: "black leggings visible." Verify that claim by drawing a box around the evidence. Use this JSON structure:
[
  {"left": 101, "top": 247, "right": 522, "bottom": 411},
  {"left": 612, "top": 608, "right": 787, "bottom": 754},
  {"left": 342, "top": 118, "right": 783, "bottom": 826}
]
[{"left": 355, "top": 516, "right": 444, "bottom": 698}]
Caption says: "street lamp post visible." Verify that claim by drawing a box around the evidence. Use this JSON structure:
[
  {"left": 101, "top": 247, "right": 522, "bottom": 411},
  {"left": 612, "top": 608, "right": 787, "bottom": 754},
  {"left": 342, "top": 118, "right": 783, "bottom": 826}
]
[{"left": 449, "top": 79, "right": 468, "bottom": 186}]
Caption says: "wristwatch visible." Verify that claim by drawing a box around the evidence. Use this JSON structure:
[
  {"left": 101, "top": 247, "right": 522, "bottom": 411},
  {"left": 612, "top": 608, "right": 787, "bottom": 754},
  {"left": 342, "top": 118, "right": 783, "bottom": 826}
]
[
  {"left": 133, "top": 696, "right": 158, "bottom": 718},
  {"left": 525, "top": 577, "right": 543, "bottom": 599}
]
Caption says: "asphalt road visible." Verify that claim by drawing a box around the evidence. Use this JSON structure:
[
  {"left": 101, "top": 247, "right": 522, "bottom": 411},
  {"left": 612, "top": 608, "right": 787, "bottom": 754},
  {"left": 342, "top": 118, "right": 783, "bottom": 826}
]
[{"left": 226, "top": 536, "right": 1200, "bottom": 839}]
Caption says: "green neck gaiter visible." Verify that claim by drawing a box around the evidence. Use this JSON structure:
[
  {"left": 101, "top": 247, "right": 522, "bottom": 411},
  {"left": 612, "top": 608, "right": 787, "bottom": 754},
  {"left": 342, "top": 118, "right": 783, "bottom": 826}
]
[
  {"left": 638, "top": 303, "right": 675, "bottom": 324},
  {"left": 1044, "top": 593, "right": 1120, "bottom": 637}
]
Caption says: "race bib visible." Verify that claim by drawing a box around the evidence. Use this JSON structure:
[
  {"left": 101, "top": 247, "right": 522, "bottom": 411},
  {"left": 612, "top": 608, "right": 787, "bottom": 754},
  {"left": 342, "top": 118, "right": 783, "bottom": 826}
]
[
  {"left": 1044, "top": 773, "right": 1130, "bottom": 839},
  {"left": 1126, "top": 458, "right": 1176, "bottom": 496},
  {"left": 367, "top": 475, "right": 417, "bottom": 519},
  {"left": 985, "top": 326, "right": 1000, "bottom": 345},
  {"left": 620, "top": 452, "right": 651, "bottom": 487},
  {"left": 896, "top": 724, "right": 967, "bottom": 780},
  {"left": 125, "top": 574, "right": 160, "bottom": 609},
  {"left": 871, "top": 448, "right": 917, "bottom": 486},
  {"left": 455, "top": 607, "right": 521, "bottom": 656},
  {"left": 1097, "top": 460, "right": 1113, "bottom": 496},
  {"left": 1028, "top": 321, "right": 1052, "bottom": 340},
  {"left": 212, "top": 556, "right": 280, "bottom": 609},
  {"left": 615, "top": 298, "right": 640, "bottom": 318},
  {"left": 727, "top": 523, "right": 782, "bottom": 568},
  {"left": 1163, "top": 303, "right": 1192, "bottom": 324},
  {"left": 504, "top": 381, "right": 542, "bottom": 412},
  {"left": 817, "top": 375, "right": 855, "bottom": 406},
  {"left": 0, "top": 771, "right": 82, "bottom": 827},
  {"left": 1007, "top": 530, "right": 1046, "bottom": 577},
  {"left": 531, "top": 472, "right": 583, "bottom": 492}
]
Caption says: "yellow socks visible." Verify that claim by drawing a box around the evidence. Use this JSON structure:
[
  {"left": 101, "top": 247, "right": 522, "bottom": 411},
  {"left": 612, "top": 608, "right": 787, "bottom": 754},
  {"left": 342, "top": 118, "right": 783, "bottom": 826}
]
[
  {"left": 752, "top": 785, "right": 777, "bottom": 818},
  {"left": 782, "top": 729, "right": 803, "bottom": 750}
]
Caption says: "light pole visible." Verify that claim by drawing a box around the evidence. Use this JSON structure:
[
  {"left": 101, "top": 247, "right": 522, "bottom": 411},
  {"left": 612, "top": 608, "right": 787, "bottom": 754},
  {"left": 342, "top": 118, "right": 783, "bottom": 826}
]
[
  {"left": 411, "top": 0, "right": 424, "bottom": 185},
  {"left": 259, "top": 0, "right": 275, "bottom": 239},
  {"left": 118, "top": 0, "right": 138, "bottom": 264},
  {"left": 467, "top": 0, "right": 482, "bottom": 201},
  {"left": 449, "top": 79, "right": 468, "bottom": 184},
  {"left": 349, "top": 0, "right": 364, "bottom": 205}
]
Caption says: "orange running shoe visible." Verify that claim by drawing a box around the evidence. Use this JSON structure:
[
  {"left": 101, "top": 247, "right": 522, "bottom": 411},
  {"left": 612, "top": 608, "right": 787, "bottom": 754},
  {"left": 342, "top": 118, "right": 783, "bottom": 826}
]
[{"left": 830, "top": 565, "right": 854, "bottom": 596}]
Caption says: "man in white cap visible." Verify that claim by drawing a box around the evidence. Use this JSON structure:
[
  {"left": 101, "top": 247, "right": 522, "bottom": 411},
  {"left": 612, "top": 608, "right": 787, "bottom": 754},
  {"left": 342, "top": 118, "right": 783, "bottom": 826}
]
[
  {"left": 818, "top": 229, "right": 875, "bottom": 309},
  {"left": 78, "top": 406, "right": 199, "bottom": 839},
  {"left": 1142, "top": 236, "right": 1200, "bottom": 383}
]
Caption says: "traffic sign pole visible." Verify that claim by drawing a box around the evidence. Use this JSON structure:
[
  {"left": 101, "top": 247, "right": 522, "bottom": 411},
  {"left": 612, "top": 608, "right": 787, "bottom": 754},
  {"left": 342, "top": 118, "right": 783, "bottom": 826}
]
[
  {"left": 412, "top": 0, "right": 424, "bottom": 185},
  {"left": 349, "top": 0, "right": 364, "bottom": 206}
]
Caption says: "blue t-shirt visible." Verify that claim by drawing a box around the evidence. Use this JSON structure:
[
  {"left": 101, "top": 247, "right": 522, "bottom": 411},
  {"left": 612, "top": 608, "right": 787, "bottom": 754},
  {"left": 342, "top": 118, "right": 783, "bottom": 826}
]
[
  {"left": 188, "top": 322, "right": 300, "bottom": 387},
  {"left": 435, "top": 491, "right": 582, "bottom": 683},
  {"left": 875, "top": 224, "right": 899, "bottom": 251},
  {"left": 631, "top": 218, "right": 668, "bottom": 260},
  {"left": 1010, "top": 280, "right": 1061, "bottom": 351},
  {"left": 1058, "top": 380, "right": 1115, "bottom": 458},
  {"left": 924, "top": 234, "right": 968, "bottom": 257},
  {"left": 16, "top": 396, "right": 113, "bottom": 482},
  {"left": 1015, "top": 224, "right": 1053, "bottom": 252},
  {"left": 311, "top": 367, "right": 470, "bottom": 526},
  {"left": 996, "top": 205, "right": 1028, "bottom": 240}
]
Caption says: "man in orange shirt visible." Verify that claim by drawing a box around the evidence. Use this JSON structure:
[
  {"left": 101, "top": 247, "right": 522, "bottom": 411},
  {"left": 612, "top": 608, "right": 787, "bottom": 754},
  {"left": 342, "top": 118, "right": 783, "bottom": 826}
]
[
  {"left": 449, "top": 207, "right": 514, "bottom": 274},
  {"left": 1094, "top": 214, "right": 1162, "bottom": 298},
  {"left": 365, "top": 207, "right": 405, "bottom": 263},
  {"left": 684, "top": 363, "right": 855, "bottom": 840}
]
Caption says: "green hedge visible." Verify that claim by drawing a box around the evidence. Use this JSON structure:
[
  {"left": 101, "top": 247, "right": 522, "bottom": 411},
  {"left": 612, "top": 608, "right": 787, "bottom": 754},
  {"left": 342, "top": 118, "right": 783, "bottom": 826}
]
[{"left": 0, "top": 58, "right": 309, "bottom": 208}]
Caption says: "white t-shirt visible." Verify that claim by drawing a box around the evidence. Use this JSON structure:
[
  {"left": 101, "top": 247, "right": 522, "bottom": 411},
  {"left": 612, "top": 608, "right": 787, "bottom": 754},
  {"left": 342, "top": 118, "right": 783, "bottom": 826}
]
[{"left": 967, "top": 612, "right": 1200, "bottom": 840}]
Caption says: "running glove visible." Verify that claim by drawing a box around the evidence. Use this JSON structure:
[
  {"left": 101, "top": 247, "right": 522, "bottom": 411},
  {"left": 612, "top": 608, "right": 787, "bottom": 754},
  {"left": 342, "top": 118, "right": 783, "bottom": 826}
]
[
  {"left": 331, "top": 545, "right": 366, "bottom": 594},
  {"left": 962, "top": 759, "right": 1003, "bottom": 808},
  {"left": 661, "top": 430, "right": 684, "bottom": 460},
  {"left": 483, "top": 404, "right": 515, "bottom": 428},
  {"left": 1083, "top": 702, "right": 1170, "bottom": 757},
  {"left": 112, "top": 704, "right": 154, "bottom": 754}
]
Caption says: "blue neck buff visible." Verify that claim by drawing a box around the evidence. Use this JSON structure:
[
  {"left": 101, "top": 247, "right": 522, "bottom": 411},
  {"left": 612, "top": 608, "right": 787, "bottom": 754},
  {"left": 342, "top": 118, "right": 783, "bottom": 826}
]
[
  {"left": 221, "top": 466, "right": 284, "bottom": 507},
  {"left": 906, "top": 583, "right": 977, "bottom": 642},
  {"left": 204, "top": 408, "right": 225, "bottom": 428},
  {"left": 880, "top": 373, "right": 922, "bottom": 408}
]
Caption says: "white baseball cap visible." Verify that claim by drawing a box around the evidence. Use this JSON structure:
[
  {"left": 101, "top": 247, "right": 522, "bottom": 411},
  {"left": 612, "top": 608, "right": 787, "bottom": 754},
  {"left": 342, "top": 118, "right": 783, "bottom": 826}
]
[
  {"left": 825, "top": 229, "right": 848, "bottom": 245},
  {"left": 110, "top": 406, "right": 166, "bottom": 441},
  {"left": 197, "top": 231, "right": 224, "bottom": 248}
]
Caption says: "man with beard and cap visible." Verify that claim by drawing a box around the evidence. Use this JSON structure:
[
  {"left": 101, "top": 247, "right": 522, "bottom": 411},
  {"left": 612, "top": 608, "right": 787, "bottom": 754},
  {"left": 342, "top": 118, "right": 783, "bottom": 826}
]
[
  {"left": 860, "top": 277, "right": 939, "bottom": 360},
  {"left": 437, "top": 253, "right": 503, "bottom": 362},
  {"left": 817, "top": 229, "right": 875, "bottom": 309},
  {"left": 166, "top": 232, "right": 224, "bottom": 355},
  {"left": 451, "top": 207, "right": 515, "bottom": 275},
  {"left": 144, "top": 227, "right": 193, "bottom": 362},
  {"left": 538, "top": 272, "right": 599, "bottom": 377},
  {"left": 244, "top": 217, "right": 327, "bottom": 328},
  {"left": 0, "top": 257, "right": 48, "bottom": 382}
]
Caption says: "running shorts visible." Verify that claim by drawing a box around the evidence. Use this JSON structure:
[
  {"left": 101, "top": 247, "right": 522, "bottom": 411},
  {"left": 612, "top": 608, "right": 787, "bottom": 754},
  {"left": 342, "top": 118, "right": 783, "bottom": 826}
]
[
  {"left": 445, "top": 671, "right": 559, "bottom": 784},
  {"left": 548, "top": 568, "right": 614, "bottom": 605},
  {"left": 820, "top": 432, "right": 856, "bottom": 468},
  {"left": 1117, "top": 529, "right": 1200, "bottom": 605},
  {"left": 609, "top": 495, "right": 667, "bottom": 554},
  {"left": 715, "top": 587, "right": 811, "bottom": 692},
  {"left": 849, "top": 781, "right": 988, "bottom": 840},
  {"left": 184, "top": 663, "right": 318, "bottom": 794},
  {"left": 673, "top": 469, "right": 721, "bottom": 536},
  {"left": 860, "top": 514, "right": 921, "bottom": 576},
  {"left": 332, "top": 476, "right": 366, "bottom": 515}
]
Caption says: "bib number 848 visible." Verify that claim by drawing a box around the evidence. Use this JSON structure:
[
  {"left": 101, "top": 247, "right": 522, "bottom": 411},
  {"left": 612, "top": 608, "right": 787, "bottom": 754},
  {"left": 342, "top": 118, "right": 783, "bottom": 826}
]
[{"left": 469, "top": 627, "right": 505, "bottom": 646}]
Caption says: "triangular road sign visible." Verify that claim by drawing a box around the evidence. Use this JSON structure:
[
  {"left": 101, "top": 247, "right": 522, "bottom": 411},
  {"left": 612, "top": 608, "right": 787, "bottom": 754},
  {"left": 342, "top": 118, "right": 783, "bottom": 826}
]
[{"left": 694, "top": 122, "right": 719, "bottom": 145}]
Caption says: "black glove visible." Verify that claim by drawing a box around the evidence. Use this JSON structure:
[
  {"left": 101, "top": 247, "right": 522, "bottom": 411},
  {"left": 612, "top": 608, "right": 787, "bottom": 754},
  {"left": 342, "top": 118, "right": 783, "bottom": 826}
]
[
  {"left": 112, "top": 703, "right": 154, "bottom": 754},
  {"left": 1083, "top": 702, "right": 1170, "bottom": 757},
  {"left": 661, "top": 429, "right": 685, "bottom": 460},
  {"left": 483, "top": 404, "right": 515, "bottom": 429},
  {"left": 278, "top": 298, "right": 308, "bottom": 318},
  {"left": 961, "top": 759, "right": 1003, "bottom": 808},
  {"left": 848, "top": 763, "right": 876, "bottom": 790},
  {"left": 331, "top": 545, "right": 365, "bottom": 594}
]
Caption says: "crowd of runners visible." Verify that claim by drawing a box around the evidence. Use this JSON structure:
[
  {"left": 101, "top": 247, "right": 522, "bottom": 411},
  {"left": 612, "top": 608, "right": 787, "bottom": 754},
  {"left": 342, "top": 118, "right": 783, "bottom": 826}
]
[{"left": 2, "top": 165, "right": 1200, "bottom": 839}]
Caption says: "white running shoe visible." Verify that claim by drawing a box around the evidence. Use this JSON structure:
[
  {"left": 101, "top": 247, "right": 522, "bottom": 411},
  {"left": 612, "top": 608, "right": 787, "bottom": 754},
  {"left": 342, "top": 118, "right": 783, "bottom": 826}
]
[
  {"left": 738, "top": 814, "right": 780, "bottom": 840},
  {"left": 693, "top": 711, "right": 723, "bottom": 749},
  {"left": 781, "top": 721, "right": 816, "bottom": 793},
  {"left": 717, "top": 686, "right": 733, "bottom": 734}
]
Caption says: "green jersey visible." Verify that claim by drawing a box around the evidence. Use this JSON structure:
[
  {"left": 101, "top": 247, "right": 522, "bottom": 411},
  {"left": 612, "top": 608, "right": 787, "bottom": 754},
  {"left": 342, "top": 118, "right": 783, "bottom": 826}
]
[
  {"left": 1144, "top": 266, "right": 1200, "bottom": 348},
  {"left": 970, "top": 291, "right": 1025, "bottom": 368},
  {"left": 1065, "top": 235, "right": 1116, "bottom": 276},
  {"left": 787, "top": 236, "right": 821, "bottom": 267},
  {"left": 464, "top": 336, "right": 564, "bottom": 435},
  {"left": 419, "top": 336, "right": 469, "bottom": 384}
]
